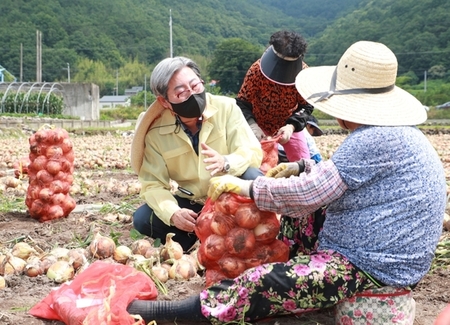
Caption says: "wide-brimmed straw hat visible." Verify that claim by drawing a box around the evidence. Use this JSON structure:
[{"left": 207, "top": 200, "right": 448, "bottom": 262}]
[
  {"left": 260, "top": 45, "right": 303, "bottom": 85},
  {"left": 295, "top": 41, "right": 427, "bottom": 126},
  {"left": 130, "top": 100, "right": 165, "bottom": 174}
]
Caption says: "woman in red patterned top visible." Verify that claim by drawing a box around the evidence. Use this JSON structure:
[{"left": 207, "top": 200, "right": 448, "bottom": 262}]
[{"left": 236, "top": 30, "right": 314, "bottom": 162}]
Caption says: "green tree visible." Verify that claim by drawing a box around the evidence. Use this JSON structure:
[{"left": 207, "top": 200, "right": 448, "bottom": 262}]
[{"left": 208, "top": 38, "right": 261, "bottom": 94}]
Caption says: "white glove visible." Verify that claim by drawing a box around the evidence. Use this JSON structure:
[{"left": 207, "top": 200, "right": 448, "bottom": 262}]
[
  {"left": 250, "top": 123, "right": 265, "bottom": 141},
  {"left": 276, "top": 124, "right": 295, "bottom": 145},
  {"left": 208, "top": 175, "right": 252, "bottom": 201}
]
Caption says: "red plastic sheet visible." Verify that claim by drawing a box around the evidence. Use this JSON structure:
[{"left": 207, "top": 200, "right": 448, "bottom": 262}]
[{"left": 29, "top": 260, "right": 158, "bottom": 325}]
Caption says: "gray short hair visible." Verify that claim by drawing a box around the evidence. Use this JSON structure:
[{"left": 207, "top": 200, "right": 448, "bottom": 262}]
[{"left": 150, "top": 56, "right": 202, "bottom": 98}]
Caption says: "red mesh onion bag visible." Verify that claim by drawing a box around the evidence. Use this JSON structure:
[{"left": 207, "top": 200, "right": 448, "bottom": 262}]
[{"left": 25, "top": 126, "right": 76, "bottom": 221}]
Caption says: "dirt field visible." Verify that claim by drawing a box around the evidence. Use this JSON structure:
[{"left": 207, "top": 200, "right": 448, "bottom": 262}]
[{"left": 0, "top": 129, "right": 449, "bottom": 325}]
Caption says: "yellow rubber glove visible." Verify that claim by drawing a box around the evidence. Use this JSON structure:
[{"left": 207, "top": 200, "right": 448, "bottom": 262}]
[
  {"left": 265, "top": 162, "right": 300, "bottom": 178},
  {"left": 208, "top": 175, "right": 251, "bottom": 201}
]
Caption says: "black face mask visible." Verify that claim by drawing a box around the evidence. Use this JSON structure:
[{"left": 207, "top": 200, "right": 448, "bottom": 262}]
[{"left": 169, "top": 90, "right": 206, "bottom": 118}]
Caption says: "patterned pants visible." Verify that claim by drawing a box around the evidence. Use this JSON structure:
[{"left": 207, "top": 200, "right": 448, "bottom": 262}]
[{"left": 199, "top": 209, "right": 377, "bottom": 324}]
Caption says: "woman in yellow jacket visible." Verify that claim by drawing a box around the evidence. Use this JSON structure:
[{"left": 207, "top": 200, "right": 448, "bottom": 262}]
[{"left": 130, "top": 56, "right": 263, "bottom": 251}]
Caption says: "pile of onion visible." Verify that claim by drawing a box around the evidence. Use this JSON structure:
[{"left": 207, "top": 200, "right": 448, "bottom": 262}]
[
  {"left": 25, "top": 126, "right": 76, "bottom": 222},
  {"left": 195, "top": 193, "right": 289, "bottom": 287}
]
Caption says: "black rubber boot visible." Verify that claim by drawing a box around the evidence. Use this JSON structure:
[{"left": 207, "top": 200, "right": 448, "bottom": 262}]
[{"left": 127, "top": 295, "right": 207, "bottom": 323}]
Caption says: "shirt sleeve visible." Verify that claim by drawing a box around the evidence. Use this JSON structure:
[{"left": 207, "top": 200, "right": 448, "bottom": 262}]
[{"left": 252, "top": 159, "right": 348, "bottom": 218}]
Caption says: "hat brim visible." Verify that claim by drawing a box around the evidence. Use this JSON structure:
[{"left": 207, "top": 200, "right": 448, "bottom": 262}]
[
  {"left": 260, "top": 46, "right": 303, "bottom": 85},
  {"left": 306, "top": 121, "right": 323, "bottom": 136},
  {"left": 130, "top": 100, "right": 165, "bottom": 174},
  {"left": 296, "top": 66, "right": 427, "bottom": 126}
]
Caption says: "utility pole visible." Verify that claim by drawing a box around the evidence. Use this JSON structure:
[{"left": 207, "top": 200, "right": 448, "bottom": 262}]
[
  {"left": 424, "top": 70, "right": 427, "bottom": 92},
  {"left": 116, "top": 70, "right": 119, "bottom": 96},
  {"left": 169, "top": 9, "right": 173, "bottom": 58},
  {"left": 63, "top": 63, "right": 70, "bottom": 83},
  {"left": 20, "top": 43, "right": 23, "bottom": 82},
  {"left": 36, "top": 30, "right": 42, "bottom": 82}
]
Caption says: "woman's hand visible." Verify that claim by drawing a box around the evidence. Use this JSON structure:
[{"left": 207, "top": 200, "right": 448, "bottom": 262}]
[{"left": 276, "top": 124, "right": 295, "bottom": 144}]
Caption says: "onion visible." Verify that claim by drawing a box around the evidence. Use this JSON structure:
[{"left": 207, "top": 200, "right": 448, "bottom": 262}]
[
  {"left": 60, "top": 138, "right": 73, "bottom": 153},
  {"left": 126, "top": 254, "right": 147, "bottom": 268},
  {"left": 151, "top": 265, "right": 169, "bottom": 283},
  {"left": 46, "top": 145, "right": 63, "bottom": 159},
  {"left": 47, "top": 204, "right": 65, "bottom": 220},
  {"left": 253, "top": 213, "right": 280, "bottom": 244},
  {"left": 0, "top": 253, "right": 27, "bottom": 275},
  {"left": 225, "top": 227, "right": 256, "bottom": 258},
  {"left": 234, "top": 203, "right": 261, "bottom": 229},
  {"left": 61, "top": 195, "right": 76, "bottom": 215},
  {"left": 210, "top": 211, "right": 236, "bottom": 236},
  {"left": 34, "top": 129, "right": 50, "bottom": 144},
  {"left": 36, "top": 169, "right": 53, "bottom": 184},
  {"left": 160, "top": 233, "right": 183, "bottom": 261},
  {"left": 29, "top": 200, "right": 47, "bottom": 219},
  {"left": 89, "top": 233, "right": 116, "bottom": 259},
  {"left": 40, "top": 254, "right": 58, "bottom": 273},
  {"left": 180, "top": 253, "right": 199, "bottom": 272},
  {"left": 11, "top": 242, "right": 37, "bottom": 260},
  {"left": 39, "top": 187, "right": 54, "bottom": 202},
  {"left": 267, "top": 240, "right": 290, "bottom": 263},
  {"left": 46, "top": 159, "right": 62, "bottom": 175},
  {"left": 50, "top": 247, "right": 70, "bottom": 261},
  {"left": 25, "top": 255, "right": 44, "bottom": 277},
  {"left": 144, "top": 246, "right": 161, "bottom": 259},
  {"left": 113, "top": 245, "right": 132, "bottom": 264},
  {"left": 194, "top": 211, "right": 214, "bottom": 242},
  {"left": 203, "top": 234, "right": 226, "bottom": 261},
  {"left": 131, "top": 239, "right": 152, "bottom": 256},
  {"left": 29, "top": 155, "right": 47, "bottom": 173},
  {"left": 214, "top": 193, "right": 240, "bottom": 215},
  {"left": 168, "top": 259, "right": 197, "bottom": 280},
  {"left": 68, "top": 248, "right": 87, "bottom": 270},
  {"left": 205, "top": 269, "right": 227, "bottom": 287},
  {"left": 218, "top": 256, "right": 247, "bottom": 278},
  {"left": 49, "top": 180, "right": 66, "bottom": 194},
  {"left": 46, "top": 260, "right": 74, "bottom": 283}
]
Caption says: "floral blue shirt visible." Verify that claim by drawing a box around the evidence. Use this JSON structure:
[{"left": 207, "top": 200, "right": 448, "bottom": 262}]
[{"left": 253, "top": 126, "right": 447, "bottom": 287}]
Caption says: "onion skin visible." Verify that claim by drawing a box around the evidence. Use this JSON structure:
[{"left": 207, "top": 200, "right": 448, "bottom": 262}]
[
  {"left": 0, "top": 253, "right": 27, "bottom": 276},
  {"left": 234, "top": 203, "right": 261, "bottom": 229},
  {"left": 225, "top": 228, "right": 256, "bottom": 258},
  {"left": 203, "top": 234, "right": 226, "bottom": 261},
  {"left": 89, "top": 233, "right": 116, "bottom": 259},
  {"left": 160, "top": 233, "right": 183, "bottom": 261},
  {"left": 46, "top": 260, "right": 74, "bottom": 283},
  {"left": 25, "top": 256, "right": 44, "bottom": 277},
  {"left": 68, "top": 248, "right": 87, "bottom": 270},
  {"left": 11, "top": 242, "right": 37, "bottom": 260},
  {"left": 151, "top": 265, "right": 169, "bottom": 283},
  {"left": 218, "top": 256, "right": 246, "bottom": 278},
  {"left": 168, "top": 259, "right": 197, "bottom": 280},
  {"left": 253, "top": 213, "right": 280, "bottom": 244},
  {"left": 194, "top": 211, "right": 214, "bottom": 242},
  {"left": 131, "top": 239, "right": 152, "bottom": 256},
  {"left": 113, "top": 245, "right": 132, "bottom": 264},
  {"left": 210, "top": 211, "right": 236, "bottom": 236}
]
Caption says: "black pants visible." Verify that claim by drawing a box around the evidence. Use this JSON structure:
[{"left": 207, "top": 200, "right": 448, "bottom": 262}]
[{"left": 133, "top": 196, "right": 202, "bottom": 251}]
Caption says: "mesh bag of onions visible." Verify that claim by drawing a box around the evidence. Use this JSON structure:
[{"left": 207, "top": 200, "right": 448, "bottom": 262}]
[
  {"left": 195, "top": 193, "right": 289, "bottom": 287},
  {"left": 259, "top": 134, "right": 282, "bottom": 174},
  {"left": 25, "top": 126, "right": 76, "bottom": 222}
]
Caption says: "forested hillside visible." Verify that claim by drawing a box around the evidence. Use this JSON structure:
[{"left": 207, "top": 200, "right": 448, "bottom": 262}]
[{"left": 1, "top": 0, "right": 449, "bottom": 99}]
